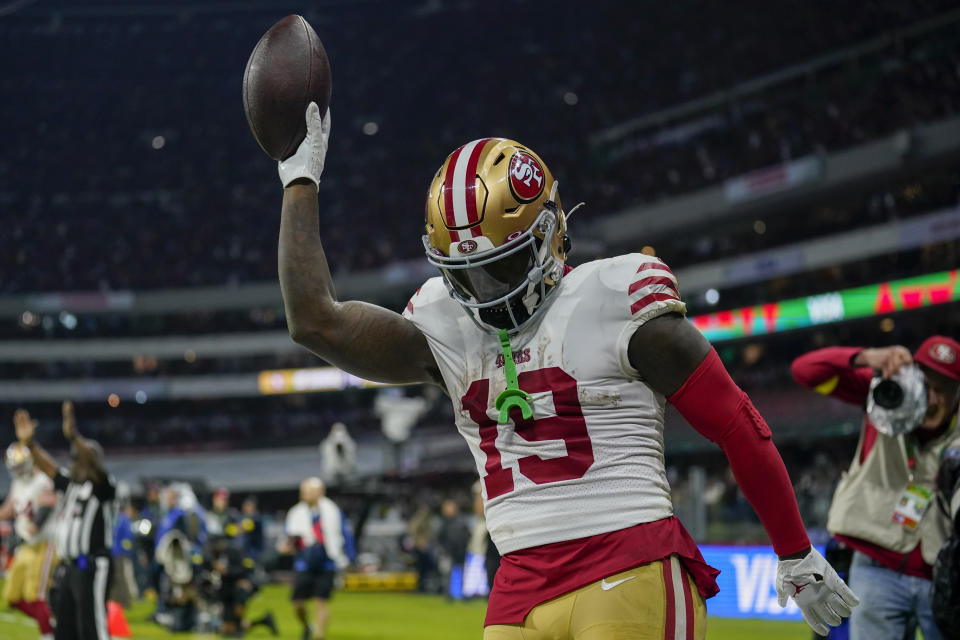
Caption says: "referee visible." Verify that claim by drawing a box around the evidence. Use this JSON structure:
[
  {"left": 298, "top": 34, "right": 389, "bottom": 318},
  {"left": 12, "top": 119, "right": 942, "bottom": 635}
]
[{"left": 17, "top": 400, "right": 116, "bottom": 640}]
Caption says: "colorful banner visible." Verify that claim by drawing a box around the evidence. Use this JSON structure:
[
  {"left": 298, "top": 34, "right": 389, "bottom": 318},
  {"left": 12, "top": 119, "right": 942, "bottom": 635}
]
[
  {"left": 699, "top": 545, "right": 825, "bottom": 620},
  {"left": 691, "top": 269, "right": 959, "bottom": 342},
  {"left": 257, "top": 367, "right": 392, "bottom": 395}
]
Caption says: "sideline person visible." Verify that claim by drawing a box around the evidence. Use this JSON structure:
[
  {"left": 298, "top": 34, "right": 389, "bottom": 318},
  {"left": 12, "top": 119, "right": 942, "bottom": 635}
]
[{"left": 792, "top": 337, "right": 960, "bottom": 640}]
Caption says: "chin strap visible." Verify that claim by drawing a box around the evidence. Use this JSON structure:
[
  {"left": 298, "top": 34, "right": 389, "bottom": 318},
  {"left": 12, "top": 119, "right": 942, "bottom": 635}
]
[{"left": 494, "top": 329, "right": 533, "bottom": 424}]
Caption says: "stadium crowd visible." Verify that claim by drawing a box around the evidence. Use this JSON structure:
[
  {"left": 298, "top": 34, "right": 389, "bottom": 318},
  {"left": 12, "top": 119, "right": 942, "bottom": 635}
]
[
  {"left": 2, "top": 165, "right": 956, "bottom": 349},
  {"left": 644, "top": 170, "right": 960, "bottom": 272},
  {"left": 0, "top": 1, "right": 958, "bottom": 293}
]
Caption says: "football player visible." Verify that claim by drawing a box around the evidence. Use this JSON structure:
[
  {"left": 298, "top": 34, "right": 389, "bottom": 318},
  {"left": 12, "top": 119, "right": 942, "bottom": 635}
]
[
  {"left": 272, "top": 104, "right": 859, "bottom": 638},
  {"left": 1, "top": 410, "right": 57, "bottom": 640}
]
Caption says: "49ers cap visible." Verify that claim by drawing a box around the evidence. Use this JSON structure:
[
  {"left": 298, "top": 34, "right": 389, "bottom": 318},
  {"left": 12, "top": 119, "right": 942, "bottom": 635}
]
[{"left": 914, "top": 335, "right": 960, "bottom": 381}]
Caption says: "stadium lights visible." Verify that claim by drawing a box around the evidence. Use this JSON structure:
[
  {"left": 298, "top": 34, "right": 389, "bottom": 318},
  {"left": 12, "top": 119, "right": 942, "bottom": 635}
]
[
  {"left": 59, "top": 311, "right": 77, "bottom": 330},
  {"left": 19, "top": 310, "right": 40, "bottom": 327},
  {"left": 690, "top": 268, "right": 959, "bottom": 342},
  {"left": 257, "top": 367, "right": 396, "bottom": 395}
]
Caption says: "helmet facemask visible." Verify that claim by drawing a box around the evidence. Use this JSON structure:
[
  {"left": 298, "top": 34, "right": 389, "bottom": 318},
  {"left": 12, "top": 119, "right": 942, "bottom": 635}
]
[
  {"left": 424, "top": 204, "right": 565, "bottom": 334},
  {"left": 5, "top": 443, "right": 33, "bottom": 478},
  {"left": 422, "top": 139, "right": 569, "bottom": 334}
]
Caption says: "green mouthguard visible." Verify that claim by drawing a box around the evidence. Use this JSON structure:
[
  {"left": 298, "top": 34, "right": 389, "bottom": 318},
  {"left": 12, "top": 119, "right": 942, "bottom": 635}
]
[{"left": 494, "top": 329, "right": 533, "bottom": 424}]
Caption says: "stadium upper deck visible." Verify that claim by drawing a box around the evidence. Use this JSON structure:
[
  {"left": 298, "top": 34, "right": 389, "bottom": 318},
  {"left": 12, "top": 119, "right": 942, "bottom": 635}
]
[{"left": 1, "top": 0, "right": 958, "bottom": 293}]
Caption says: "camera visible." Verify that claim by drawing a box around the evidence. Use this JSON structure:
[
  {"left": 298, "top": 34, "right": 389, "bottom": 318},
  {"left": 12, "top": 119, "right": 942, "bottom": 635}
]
[
  {"left": 866, "top": 365, "right": 927, "bottom": 436},
  {"left": 872, "top": 379, "right": 905, "bottom": 409}
]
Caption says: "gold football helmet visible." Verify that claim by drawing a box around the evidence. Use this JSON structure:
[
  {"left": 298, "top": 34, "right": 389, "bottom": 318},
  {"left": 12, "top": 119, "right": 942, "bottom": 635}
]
[
  {"left": 5, "top": 442, "right": 33, "bottom": 478},
  {"left": 423, "top": 138, "right": 569, "bottom": 332}
]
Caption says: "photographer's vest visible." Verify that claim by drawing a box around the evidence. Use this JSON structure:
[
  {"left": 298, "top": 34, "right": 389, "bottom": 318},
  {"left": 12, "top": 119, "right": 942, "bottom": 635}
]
[{"left": 827, "top": 417, "right": 960, "bottom": 565}]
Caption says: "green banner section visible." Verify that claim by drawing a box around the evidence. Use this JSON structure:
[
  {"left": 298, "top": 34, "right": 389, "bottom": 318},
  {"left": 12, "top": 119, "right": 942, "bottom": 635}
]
[{"left": 691, "top": 269, "right": 959, "bottom": 342}]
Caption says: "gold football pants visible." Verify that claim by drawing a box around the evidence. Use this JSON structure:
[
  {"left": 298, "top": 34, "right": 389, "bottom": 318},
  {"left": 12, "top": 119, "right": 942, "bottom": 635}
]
[
  {"left": 484, "top": 555, "right": 706, "bottom": 640},
  {"left": 2, "top": 540, "right": 56, "bottom": 603}
]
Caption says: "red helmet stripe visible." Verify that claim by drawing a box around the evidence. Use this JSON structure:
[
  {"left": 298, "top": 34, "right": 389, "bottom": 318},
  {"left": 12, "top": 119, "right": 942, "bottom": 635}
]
[
  {"left": 442, "top": 139, "right": 491, "bottom": 230},
  {"left": 463, "top": 138, "right": 492, "bottom": 224},
  {"left": 442, "top": 145, "right": 466, "bottom": 230}
]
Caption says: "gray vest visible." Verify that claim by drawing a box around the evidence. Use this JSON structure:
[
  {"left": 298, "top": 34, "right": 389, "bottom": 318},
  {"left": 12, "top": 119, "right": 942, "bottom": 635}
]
[{"left": 827, "top": 417, "right": 959, "bottom": 565}]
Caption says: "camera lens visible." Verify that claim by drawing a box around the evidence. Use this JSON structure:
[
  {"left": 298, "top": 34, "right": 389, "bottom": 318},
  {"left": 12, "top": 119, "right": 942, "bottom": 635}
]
[{"left": 873, "top": 379, "right": 904, "bottom": 410}]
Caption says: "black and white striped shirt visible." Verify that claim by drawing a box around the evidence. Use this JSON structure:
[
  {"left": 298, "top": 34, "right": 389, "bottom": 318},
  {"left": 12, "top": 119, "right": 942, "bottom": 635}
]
[{"left": 54, "top": 470, "right": 116, "bottom": 560}]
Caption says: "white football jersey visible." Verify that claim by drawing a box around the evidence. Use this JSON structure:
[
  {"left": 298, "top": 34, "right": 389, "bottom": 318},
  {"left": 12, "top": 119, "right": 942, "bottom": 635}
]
[
  {"left": 10, "top": 471, "right": 55, "bottom": 544},
  {"left": 404, "top": 254, "right": 686, "bottom": 554}
]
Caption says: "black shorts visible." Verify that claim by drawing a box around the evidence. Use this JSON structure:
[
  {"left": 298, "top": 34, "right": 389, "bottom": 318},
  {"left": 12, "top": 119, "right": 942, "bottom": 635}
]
[
  {"left": 292, "top": 569, "right": 335, "bottom": 601},
  {"left": 221, "top": 579, "right": 254, "bottom": 606},
  {"left": 220, "top": 579, "right": 255, "bottom": 623}
]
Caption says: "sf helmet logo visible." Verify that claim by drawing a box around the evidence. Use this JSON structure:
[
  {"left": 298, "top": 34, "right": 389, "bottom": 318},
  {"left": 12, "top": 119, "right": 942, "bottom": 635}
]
[
  {"left": 457, "top": 239, "right": 478, "bottom": 254},
  {"left": 508, "top": 151, "right": 545, "bottom": 202},
  {"left": 931, "top": 343, "right": 957, "bottom": 364}
]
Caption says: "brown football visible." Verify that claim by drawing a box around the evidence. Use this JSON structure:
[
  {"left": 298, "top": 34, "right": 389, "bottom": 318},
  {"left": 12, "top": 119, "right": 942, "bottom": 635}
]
[{"left": 243, "top": 15, "right": 332, "bottom": 161}]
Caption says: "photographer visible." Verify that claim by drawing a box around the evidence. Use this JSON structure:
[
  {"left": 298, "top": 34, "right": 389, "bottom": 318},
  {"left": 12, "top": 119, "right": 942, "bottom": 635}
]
[
  {"left": 203, "top": 533, "right": 277, "bottom": 637},
  {"left": 792, "top": 336, "right": 960, "bottom": 640},
  {"left": 206, "top": 487, "right": 238, "bottom": 537},
  {"left": 153, "top": 483, "right": 207, "bottom": 630}
]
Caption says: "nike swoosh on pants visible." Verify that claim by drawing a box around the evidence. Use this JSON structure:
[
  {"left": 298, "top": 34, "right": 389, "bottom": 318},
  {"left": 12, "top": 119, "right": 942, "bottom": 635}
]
[{"left": 600, "top": 575, "right": 637, "bottom": 591}]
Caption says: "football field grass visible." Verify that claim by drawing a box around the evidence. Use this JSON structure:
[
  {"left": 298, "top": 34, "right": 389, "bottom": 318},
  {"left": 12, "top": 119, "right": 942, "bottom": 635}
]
[{"left": 0, "top": 583, "right": 811, "bottom": 640}]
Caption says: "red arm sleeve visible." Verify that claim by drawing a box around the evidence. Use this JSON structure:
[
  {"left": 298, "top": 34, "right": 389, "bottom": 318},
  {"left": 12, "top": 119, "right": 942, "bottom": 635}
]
[
  {"left": 668, "top": 350, "right": 811, "bottom": 557},
  {"left": 790, "top": 347, "right": 873, "bottom": 405}
]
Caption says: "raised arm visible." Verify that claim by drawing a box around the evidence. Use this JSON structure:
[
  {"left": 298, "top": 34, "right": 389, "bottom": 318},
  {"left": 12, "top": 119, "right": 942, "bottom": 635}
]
[
  {"left": 61, "top": 400, "right": 106, "bottom": 483},
  {"left": 790, "top": 346, "right": 876, "bottom": 405},
  {"left": 279, "top": 184, "right": 439, "bottom": 384},
  {"left": 630, "top": 314, "right": 858, "bottom": 635},
  {"left": 14, "top": 409, "right": 57, "bottom": 479},
  {"left": 276, "top": 105, "right": 439, "bottom": 386}
]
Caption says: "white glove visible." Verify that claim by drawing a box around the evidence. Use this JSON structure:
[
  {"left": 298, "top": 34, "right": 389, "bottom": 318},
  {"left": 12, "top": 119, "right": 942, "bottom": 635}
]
[
  {"left": 775, "top": 547, "right": 860, "bottom": 636},
  {"left": 278, "top": 102, "right": 330, "bottom": 188}
]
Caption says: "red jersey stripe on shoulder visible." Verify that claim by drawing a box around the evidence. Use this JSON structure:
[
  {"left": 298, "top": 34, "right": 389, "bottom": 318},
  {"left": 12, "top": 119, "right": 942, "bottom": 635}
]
[
  {"left": 636, "top": 261, "right": 674, "bottom": 276},
  {"left": 628, "top": 276, "right": 678, "bottom": 297},
  {"left": 405, "top": 300, "right": 414, "bottom": 314},
  {"left": 630, "top": 292, "right": 679, "bottom": 316}
]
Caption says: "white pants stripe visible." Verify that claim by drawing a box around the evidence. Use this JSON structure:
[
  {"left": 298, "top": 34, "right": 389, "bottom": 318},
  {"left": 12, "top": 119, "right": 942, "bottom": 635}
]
[
  {"left": 669, "top": 556, "right": 687, "bottom": 640},
  {"left": 93, "top": 556, "right": 110, "bottom": 640},
  {"left": 38, "top": 542, "right": 55, "bottom": 597}
]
